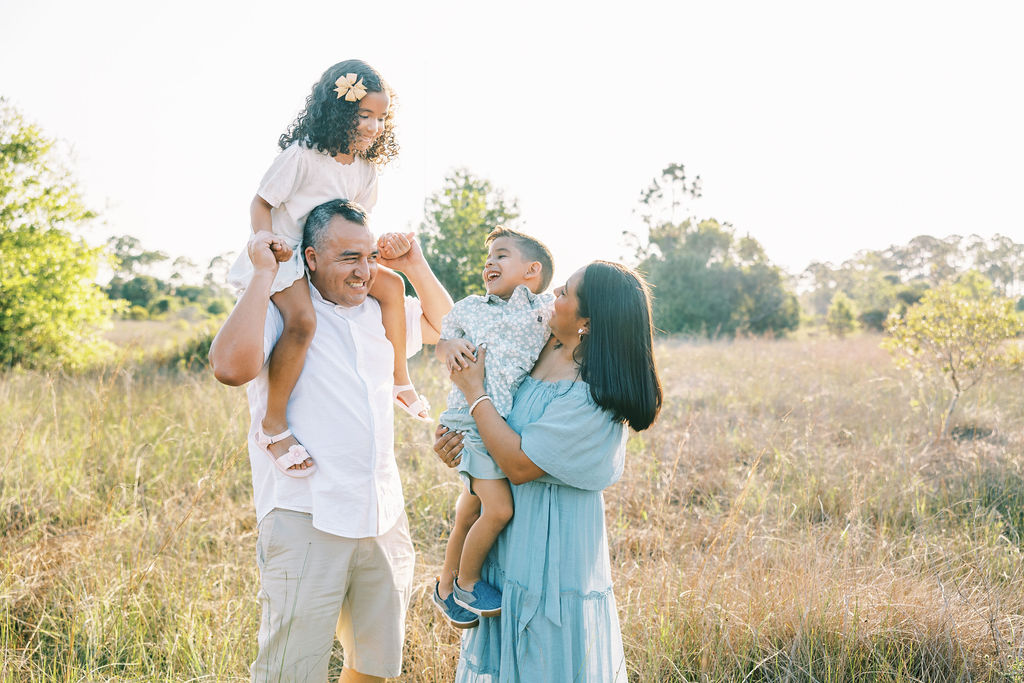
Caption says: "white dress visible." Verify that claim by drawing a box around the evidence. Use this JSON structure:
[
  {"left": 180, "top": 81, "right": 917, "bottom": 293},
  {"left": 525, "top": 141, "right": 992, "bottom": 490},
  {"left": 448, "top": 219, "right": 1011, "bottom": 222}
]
[{"left": 227, "top": 143, "right": 379, "bottom": 293}]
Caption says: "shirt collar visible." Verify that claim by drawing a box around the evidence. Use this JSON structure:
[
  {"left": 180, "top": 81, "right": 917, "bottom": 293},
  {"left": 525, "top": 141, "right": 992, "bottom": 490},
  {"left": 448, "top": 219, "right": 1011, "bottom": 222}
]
[{"left": 482, "top": 284, "right": 540, "bottom": 305}]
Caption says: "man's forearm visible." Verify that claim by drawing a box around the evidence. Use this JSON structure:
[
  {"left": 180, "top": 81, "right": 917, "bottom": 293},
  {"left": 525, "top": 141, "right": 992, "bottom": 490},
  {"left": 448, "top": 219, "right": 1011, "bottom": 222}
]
[
  {"left": 209, "top": 270, "right": 275, "bottom": 386},
  {"left": 403, "top": 261, "right": 453, "bottom": 343}
]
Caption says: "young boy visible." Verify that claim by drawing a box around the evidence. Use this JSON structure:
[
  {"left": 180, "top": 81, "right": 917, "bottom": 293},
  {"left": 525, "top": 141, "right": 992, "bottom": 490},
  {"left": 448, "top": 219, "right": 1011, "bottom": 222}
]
[{"left": 431, "top": 226, "right": 554, "bottom": 628}]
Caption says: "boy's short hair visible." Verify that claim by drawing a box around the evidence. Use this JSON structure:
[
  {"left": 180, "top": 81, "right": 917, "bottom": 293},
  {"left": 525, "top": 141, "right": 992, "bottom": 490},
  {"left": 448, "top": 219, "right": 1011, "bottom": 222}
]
[{"left": 485, "top": 226, "right": 554, "bottom": 293}]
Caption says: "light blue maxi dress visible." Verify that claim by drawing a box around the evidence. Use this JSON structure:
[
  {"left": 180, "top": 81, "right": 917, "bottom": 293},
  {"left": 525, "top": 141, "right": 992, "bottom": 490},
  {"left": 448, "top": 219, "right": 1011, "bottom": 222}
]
[{"left": 455, "top": 376, "right": 629, "bottom": 682}]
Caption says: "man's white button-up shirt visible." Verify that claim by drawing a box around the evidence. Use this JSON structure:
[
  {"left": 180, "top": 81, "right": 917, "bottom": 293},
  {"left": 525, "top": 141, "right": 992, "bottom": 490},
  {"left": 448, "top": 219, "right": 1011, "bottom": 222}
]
[{"left": 245, "top": 281, "right": 423, "bottom": 538}]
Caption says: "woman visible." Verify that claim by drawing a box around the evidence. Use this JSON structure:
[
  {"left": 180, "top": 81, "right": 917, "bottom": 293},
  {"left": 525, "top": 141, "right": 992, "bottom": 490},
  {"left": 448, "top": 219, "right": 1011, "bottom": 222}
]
[{"left": 435, "top": 260, "right": 663, "bottom": 682}]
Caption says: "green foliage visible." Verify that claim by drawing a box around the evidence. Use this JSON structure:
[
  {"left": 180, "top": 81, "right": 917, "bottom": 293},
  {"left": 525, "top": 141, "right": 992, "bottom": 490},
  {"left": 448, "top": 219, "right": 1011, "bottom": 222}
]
[
  {"left": 103, "top": 236, "right": 234, "bottom": 320},
  {"left": 825, "top": 291, "right": 857, "bottom": 337},
  {"left": 634, "top": 165, "right": 799, "bottom": 337},
  {"left": 419, "top": 168, "right": 521, "bottom": 301},
  {"left": 883, "top": 275, "right": 1023, "bottom": 437},
  {"left": 801, "top": 233, "right": 1024, "bottom": 327},
  {"left": 106, "top": 234, "right": 168, "bottom": 279},
  {"left": 0, "top": 99, "right": 115, "bottom": 368}
]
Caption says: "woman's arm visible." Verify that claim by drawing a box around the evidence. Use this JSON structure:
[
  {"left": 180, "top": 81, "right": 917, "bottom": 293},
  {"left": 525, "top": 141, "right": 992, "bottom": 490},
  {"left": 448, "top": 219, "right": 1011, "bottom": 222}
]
[{"left": 450, "top": 346, "right": 545, "bottom": 485}]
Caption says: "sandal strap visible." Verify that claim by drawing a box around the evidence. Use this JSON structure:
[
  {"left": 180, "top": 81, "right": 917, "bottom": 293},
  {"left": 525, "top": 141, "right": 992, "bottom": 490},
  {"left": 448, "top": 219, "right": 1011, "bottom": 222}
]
[
  {"left": 275, "top": 444, "right": 311, "bottom": 469},
  {"left": 257, "top": 427, "right": 293, "bottom": 447},
  {"left": 392, "top": 384, "right": 415, "bottom": 398}
]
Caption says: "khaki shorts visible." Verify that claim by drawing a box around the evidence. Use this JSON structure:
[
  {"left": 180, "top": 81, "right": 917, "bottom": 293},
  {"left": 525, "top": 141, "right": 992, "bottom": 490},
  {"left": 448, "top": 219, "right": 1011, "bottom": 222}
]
[{"left": 250, "top": 508, "right": 415, "bottom": 681}]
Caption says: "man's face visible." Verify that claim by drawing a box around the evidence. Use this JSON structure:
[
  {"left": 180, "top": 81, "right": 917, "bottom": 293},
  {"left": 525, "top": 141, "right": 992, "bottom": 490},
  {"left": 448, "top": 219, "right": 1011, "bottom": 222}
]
[{"left": 305, "top": 216, "right": 378, "bottom": 308}]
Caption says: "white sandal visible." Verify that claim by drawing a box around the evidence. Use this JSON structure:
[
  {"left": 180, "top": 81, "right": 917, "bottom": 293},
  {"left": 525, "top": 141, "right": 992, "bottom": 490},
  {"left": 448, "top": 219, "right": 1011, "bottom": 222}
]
[
  {"left": 256, "top": 426, "right": 316, "bottom": 478},
  {"left": 393, "top": 384, "right": 433, "bottom": 423}
]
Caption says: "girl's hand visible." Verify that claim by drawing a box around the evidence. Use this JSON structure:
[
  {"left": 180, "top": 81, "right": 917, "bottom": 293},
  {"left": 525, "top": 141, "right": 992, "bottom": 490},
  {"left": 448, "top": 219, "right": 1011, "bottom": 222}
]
[
  {"left": 450, "top": 344, "right": 487, "bottom": 399},
  {"left": 269, "top": 239, "right": 293, "bottom": 263},
  {"left": 378, "top": 233, "right": 424, "bottom": 272},
  {"left": 377, "top": 232, "right": 413, "bottom": 261},
  {"left": 436, "top": 338, "right": 477, "bottom": 372},
  {"left": 247, "top": 231, "right": 287, "bottom": 272},
  {"left": 434, "top": 425, "right": 463, "bottom": 468}
]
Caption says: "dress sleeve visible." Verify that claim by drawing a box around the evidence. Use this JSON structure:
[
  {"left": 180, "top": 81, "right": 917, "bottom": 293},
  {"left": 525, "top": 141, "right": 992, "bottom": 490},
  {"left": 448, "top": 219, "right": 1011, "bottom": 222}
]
[
  {"left": 257, "top": 144, "right": 306, "bottom": 208},
  {"left": 519, "top": 389, "right": 626, "bottom": 491}
]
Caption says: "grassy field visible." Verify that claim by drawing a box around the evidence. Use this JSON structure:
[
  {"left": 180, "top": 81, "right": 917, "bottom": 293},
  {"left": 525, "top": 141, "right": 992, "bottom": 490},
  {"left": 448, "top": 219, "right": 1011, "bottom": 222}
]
[{"left": 2, "top": 334, "right": 1023, "bottom": 681}]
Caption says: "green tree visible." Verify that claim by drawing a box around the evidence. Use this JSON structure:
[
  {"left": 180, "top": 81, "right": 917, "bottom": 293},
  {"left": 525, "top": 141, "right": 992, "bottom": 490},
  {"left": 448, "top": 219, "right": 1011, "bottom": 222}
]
[
  {"left": 633, "top": 165, "right": 798, "bottom": 337},
  {"left": 106, "top": 234, "right": 168, "bottom": 280},
  {"left": 419, "top": 169, "right": 521, "bottom": 302},
  {"left": 0, "top": 99, "right": 114, "bottom": 368},
  {"left": 825, "top": 291, "right": 857, "bottom": 337},
  {"left": 882, "top": 276, "right": 1023, "bottom": 438}
]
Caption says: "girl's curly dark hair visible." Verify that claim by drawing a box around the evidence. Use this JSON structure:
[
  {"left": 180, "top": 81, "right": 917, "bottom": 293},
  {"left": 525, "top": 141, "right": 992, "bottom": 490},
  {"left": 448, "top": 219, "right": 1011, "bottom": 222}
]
[{"left": 278, "top": 59, "right": 399, "bottom": 169}]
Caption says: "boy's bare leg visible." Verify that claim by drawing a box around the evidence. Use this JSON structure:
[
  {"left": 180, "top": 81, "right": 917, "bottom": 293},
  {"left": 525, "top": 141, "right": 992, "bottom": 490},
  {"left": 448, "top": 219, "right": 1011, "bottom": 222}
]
[
  {"left": 264, "top": 279, "right": 316, "bottom": 468},
  {"left": 439, "top": 489, "right": 481, "bottom": 598},
  {"left": 457, "top": 477, "right": 513, "bottom": 589}
]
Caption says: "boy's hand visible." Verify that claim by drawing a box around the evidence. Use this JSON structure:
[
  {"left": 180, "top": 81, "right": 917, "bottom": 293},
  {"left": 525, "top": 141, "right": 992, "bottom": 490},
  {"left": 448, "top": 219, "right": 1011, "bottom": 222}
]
[
  {"left": 436, "top": 338, "right": 477, "bottom": 373},
  {"left": 377, "top": 232, "right": 413, "bottom": 261}
]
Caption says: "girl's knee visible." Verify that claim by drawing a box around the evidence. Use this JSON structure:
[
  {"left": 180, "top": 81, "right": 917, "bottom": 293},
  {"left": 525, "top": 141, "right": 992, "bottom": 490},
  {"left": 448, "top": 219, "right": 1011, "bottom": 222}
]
[
  {"left": 375, "top": 268, "right": 406, "bottom": 301},
  {"left": 285, "top": 307, "right": 317, "bottom": 342}
]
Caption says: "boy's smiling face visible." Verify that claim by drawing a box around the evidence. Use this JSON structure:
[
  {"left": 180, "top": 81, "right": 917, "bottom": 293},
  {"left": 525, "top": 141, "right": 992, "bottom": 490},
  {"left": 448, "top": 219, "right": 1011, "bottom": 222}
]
[{"left": 482, "top": 236, "right": 537, "bottom": 300}]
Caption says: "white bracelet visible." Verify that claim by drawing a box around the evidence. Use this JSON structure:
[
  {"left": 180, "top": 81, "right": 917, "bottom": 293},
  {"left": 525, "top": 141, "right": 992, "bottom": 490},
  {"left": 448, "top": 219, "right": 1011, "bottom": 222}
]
[{"left": 469, "top": 394, "right": 492, "bottom": 416}]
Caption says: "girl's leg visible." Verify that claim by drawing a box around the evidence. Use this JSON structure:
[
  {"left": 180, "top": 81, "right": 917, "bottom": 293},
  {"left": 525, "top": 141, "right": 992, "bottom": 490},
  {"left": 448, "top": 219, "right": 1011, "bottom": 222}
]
[
  {"left": 457, "top": 477, "right": 513, "bottom": 589},
  {"left": 370, "top": 267, "right": 427, "bottom": 419},
  {"left": 265, "top": 278, "right": 316, "bottom": 469},
  {"left": 439, "top": 489, "right": 481, "bottom": 599}
]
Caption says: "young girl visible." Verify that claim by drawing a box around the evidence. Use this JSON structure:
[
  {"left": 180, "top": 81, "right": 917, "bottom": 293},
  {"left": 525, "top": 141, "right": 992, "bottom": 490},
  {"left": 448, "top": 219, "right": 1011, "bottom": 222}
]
[{"left": 227, "top": 59, "right": 430, "bottom": 477}]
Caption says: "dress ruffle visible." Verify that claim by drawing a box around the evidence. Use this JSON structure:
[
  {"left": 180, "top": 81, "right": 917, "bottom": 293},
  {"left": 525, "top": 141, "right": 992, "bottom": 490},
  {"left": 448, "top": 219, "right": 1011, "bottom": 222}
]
[{"left": 453, "top": 377, "right": 628, "bottom": 682}]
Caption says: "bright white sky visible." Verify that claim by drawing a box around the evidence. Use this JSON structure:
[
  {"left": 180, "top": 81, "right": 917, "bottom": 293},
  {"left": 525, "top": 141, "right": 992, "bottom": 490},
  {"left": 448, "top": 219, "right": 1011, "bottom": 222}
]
[{"left": 2, "top": 0, "right": 1023, "bottom": 287}]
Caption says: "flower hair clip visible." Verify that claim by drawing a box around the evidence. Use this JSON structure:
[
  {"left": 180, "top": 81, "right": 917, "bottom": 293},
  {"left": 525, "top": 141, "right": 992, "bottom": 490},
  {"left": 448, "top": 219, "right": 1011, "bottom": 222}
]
[{"left": 334, "top": 73, "right": 368, "bottom": 102}]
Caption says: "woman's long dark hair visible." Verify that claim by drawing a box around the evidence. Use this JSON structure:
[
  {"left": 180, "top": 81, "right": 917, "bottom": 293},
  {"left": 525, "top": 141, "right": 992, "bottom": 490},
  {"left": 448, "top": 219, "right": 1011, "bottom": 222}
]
[
  {"left": 576, "top": 261, "right": 663, "bottom": 431},
  {"left": 278, "top": 59, "right": 399, "bottom": 168}
]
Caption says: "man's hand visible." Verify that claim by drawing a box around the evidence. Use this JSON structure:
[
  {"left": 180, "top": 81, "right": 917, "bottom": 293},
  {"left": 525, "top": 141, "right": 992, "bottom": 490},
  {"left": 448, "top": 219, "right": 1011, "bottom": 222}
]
[
  {"left": 436, "top": 338, "right": 477, "bottom": 373},
  {"left": 248, "top": 231, "right": 290, "bottom": 273}
]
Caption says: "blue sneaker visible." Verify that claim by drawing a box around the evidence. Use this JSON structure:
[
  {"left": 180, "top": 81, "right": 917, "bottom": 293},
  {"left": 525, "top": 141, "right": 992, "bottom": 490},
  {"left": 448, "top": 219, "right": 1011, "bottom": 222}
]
[
  {"left": 432, "top": 578, "right": 479, "bottom": 629},
  {"left": 453, "top": 578, "right": 502, "bottom": 617}
]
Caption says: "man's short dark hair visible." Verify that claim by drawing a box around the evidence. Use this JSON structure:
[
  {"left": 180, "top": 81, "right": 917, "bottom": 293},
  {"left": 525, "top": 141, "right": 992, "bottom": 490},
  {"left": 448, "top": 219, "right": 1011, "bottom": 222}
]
[
  {"left": 485, "top": 226, "right": 555, "bottom": 292},
  {"left": 302, "top": 199, "right": 369, "bottom": 257}
]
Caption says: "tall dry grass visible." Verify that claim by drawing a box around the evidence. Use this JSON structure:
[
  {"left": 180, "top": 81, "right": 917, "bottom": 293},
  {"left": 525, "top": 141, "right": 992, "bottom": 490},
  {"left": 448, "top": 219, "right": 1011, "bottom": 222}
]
[{"left": 2, "top": 335, "right": 1023, "bottom": 681}]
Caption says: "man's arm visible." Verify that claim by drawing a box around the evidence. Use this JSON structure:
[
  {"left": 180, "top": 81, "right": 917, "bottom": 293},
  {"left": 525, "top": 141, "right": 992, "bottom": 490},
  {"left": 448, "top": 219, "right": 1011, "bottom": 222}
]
[
  {"left": 378, "top": 237, "right": 452, "bottom": 345},
  {"left": 209, "top": 231, "right": 284, "bottom": 386}
]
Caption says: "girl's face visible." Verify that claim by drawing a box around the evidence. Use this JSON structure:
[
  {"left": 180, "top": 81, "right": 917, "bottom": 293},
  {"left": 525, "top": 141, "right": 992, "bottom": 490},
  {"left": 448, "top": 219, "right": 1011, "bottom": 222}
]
[
  {"left": 350, "top": 90, "right": 390, "bottom": 153},
  {"left": 549, "top": 268, "right": 589, "bottom": 342}
]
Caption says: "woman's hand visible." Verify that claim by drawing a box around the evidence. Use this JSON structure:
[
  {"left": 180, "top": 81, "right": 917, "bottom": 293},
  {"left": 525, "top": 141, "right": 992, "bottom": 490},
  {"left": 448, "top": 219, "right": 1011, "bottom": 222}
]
[
  {"left": 450, "top": 344, "right": 487, "bottom": 400},
  {"left": 434, "top": 425, "right": 463, "bottom": 468}
]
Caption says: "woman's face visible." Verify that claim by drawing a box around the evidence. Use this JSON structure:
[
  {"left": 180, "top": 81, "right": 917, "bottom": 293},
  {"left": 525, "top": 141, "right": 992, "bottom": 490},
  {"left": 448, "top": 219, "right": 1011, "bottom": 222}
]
[{"left": 549, "top": 268, "right": 588, "bottom": 341}]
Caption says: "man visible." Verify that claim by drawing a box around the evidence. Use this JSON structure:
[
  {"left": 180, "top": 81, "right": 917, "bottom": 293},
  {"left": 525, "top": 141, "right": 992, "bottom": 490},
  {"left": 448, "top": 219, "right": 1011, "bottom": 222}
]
[{"left": 209, "top": 199, "right": 452, "bottom": 682}]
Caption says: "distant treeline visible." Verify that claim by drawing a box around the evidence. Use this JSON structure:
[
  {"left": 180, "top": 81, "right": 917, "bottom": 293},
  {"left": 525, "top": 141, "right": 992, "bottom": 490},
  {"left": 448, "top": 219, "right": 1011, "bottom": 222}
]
[
  {"left": 801, "top": 233, "right": 1024, "bottom": 330},
  {"left": 102, "top": 235, "right": 235, "bottom": 321},
  {"left": 2, "top": 93, "right": 1021, "bottom": 370}
]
